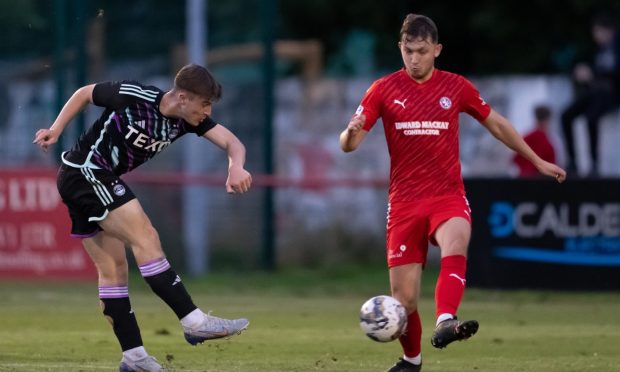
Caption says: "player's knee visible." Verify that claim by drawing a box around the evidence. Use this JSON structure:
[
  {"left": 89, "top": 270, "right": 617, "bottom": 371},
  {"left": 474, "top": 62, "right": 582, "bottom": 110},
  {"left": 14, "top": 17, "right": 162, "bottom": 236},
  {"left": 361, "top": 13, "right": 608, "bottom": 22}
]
[
  {"left": 130, "top": 223, "right": 159, "bottom": 246},
  {"left": 390, "top": 289, "right": 418, "bottom": 313},
  {"left": 440, "top": 235, "right": 469, "bottom": 255},
  {"left": 398, "top": 297, "right": 418, "bottom": 314}
]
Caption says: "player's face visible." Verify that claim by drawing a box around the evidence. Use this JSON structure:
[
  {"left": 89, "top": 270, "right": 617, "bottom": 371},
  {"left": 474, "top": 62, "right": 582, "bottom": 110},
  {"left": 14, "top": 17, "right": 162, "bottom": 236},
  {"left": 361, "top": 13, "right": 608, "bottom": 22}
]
[
  {"left": 399, "top": 36, "right": 442, "bottom": 83},
  {"left": 181, "top": 93, "right": 213, "bottom": 125}
]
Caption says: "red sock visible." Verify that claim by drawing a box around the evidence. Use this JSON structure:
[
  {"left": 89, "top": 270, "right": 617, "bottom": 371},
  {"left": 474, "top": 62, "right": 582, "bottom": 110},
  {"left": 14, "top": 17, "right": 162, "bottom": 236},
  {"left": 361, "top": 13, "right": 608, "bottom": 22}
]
[
  {"left": 399, "top": 310, "right": 421, "bottom": 357},
  {"left": 435, "top": 255, "right": 467, "bottom": 318}
]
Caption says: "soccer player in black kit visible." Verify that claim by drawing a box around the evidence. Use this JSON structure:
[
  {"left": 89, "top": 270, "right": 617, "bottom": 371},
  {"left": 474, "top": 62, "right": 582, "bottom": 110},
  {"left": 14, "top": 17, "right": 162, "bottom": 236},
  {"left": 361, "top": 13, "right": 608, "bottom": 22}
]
[{"left": 34, "top": 64, "right": 252, "bottom": 372}]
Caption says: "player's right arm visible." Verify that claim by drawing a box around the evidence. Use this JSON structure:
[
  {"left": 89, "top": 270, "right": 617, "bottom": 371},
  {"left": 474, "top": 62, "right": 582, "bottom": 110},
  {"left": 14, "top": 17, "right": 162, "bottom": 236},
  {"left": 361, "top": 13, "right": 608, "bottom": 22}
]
[
  {"left": 340, "top": 79, "right": 382, "bottom": 152},
  {"left": 33, "top": 84, "right": 95, "bottom": 152},
  {"left": 339, "top": 114, "right": 368, "bottom": 152}
]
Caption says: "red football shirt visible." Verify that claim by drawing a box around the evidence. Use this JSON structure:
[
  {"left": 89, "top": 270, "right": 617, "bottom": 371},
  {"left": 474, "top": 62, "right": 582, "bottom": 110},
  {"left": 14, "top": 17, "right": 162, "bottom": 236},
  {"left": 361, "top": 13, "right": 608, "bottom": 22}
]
[{"left": 356, "top": 68, "right": 491, "bottom": 202}]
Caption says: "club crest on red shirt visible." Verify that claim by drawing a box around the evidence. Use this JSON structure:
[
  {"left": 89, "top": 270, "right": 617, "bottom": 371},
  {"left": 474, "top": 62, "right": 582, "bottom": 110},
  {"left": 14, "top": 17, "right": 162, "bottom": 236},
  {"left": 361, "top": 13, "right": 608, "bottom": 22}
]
[{"left": 439, "top": 97, "right": 452, "bottom": 109}]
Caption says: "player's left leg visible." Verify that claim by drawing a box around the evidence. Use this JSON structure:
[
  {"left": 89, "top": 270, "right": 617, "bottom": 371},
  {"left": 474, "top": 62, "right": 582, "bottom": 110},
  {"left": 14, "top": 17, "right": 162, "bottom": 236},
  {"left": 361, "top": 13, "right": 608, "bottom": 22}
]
[
  {"left": 98, "top": 199, "right": 248, "bottom": 344},
  {"left": 430, "top": 217, "right": 478, "bottom": 348},
  {"left": 82, "top": 231, "right": 165, "bottom": 371}
]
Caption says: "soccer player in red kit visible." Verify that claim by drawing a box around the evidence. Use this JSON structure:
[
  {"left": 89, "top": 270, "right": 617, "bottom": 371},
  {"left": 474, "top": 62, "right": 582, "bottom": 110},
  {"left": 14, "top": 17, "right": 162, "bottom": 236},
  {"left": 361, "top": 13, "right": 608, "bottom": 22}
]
[{"left": 340, "top": 14, "right": 566, "bottom": 372}]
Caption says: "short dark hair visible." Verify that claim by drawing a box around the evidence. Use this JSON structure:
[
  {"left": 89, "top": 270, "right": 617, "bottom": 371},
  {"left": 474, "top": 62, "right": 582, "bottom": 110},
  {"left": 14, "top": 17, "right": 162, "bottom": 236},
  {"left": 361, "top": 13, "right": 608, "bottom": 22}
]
[
  {"left": 400, "top": 14, "right": 439, "bottom": 43},
  {"left": 592, "top": 14, "right": 616, "bottom": 30},
  {"left": 534, "top": 105, "right": 551, "bottom": 122},
  {"left": 174, "top": 64, "right": 222, "bottom": 101}
]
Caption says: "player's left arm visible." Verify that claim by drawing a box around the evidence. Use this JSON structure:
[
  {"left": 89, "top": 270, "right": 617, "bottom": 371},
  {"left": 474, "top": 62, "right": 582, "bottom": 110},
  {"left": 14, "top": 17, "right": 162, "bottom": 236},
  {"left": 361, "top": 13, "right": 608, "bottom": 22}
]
[
  {"left": 203, "top": 124, "right": 252, "bottom": 193},
  {"left": 481, "top": 109, "right": 566, "bottom": 183}
]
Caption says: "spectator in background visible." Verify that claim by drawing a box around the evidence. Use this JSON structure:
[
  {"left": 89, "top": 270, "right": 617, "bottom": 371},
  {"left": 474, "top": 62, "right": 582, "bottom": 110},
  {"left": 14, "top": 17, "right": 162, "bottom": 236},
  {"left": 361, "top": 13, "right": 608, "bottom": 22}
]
[
  {"left": 513, "top": 105, "right": 557, "bottom": 177},
  {"left": 561, "top": 15, "right": 620, "bottom": 176}
]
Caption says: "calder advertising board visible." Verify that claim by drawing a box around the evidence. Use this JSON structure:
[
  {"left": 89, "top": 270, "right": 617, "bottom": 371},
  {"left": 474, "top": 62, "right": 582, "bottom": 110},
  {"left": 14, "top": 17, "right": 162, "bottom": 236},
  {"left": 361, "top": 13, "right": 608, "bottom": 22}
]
[
  {"left": 0, "top": 168, "right": 96, "bottom": 280},
  {"left": 465, "top": 178, "right": 620, "bottom": 290}
]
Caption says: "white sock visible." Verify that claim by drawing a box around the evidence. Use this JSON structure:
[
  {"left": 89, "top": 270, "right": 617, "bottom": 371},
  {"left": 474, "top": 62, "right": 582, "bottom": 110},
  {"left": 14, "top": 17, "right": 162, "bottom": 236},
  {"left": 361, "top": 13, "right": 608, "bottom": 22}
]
[
  {"left": 123, "top": 346, "right": 148, "bottom": 361},
  {"left": 403, "top": 353, "right": 421, "bottom": 365},
  {"left": 181, "top": 308, "right": 203, "bottom": 329},
  {"left": 436, "top": 313, "right": 454, "bottom": 326}
]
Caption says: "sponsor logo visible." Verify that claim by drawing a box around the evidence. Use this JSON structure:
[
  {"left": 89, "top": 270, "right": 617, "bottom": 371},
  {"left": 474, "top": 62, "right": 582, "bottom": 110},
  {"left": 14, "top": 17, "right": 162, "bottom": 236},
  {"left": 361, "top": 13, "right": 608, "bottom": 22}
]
[
  {"left": 489, "top": 201, "right": 620, "bottom": 238},
  {"left": 355, "top": 105, "right": 364, "bottom": 115},
  {"left": 488, "top": 201, "right": 620, "bottom": 266},
  {"left": 394, "top": 121, "right": 449, "bottom": 136},
  {"left": 389, "top": 244, "right": 407, "bottom": 260},
  {"left": 389, "top": 252, "right": 403, "bottom": 259},
  {"left": 125, "top": 125, "right": 170, "bottom": 152},
  {"left": 393, "top": 99, "right": 407, "bottom": 109},
  {"left": 449, "top": 273, "right": 466, "bottom": 286},
  {"left": 172, "top": 275, "right": 182, "bottom": 286}
]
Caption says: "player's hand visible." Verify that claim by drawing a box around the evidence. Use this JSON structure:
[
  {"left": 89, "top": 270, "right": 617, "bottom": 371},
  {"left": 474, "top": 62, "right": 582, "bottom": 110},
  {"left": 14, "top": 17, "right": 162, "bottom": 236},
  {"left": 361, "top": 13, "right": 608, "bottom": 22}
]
[
  {"left": 346, "top": 114, "right": 365, "bottom": 134},
  {"left": 32, "top": 128, "right": 59, "bottom": 152},
  {"left": 226, "top": 165, "right": 252, "bottom": 194},
  {"left": 536, "top": 160, "right": 566, "bottom": 183}
]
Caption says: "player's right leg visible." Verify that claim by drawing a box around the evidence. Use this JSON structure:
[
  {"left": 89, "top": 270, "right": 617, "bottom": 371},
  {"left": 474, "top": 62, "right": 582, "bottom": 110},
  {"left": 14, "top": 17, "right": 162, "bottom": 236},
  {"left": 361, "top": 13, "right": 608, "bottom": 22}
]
[
  {"left": 82, "top": 233, "right": 165, "bottom": 372},
  {"left": 384, "top": 202, "right": 428, "bottom": 371},
  {"left": 98, "top": 199, "right": 249, "bottom": 344},
  {"left": 56, "top": 165, "right": 165, "bottom": 370},
  {"left": 388, "top": 264, "right": 423, "bottom": 372}
]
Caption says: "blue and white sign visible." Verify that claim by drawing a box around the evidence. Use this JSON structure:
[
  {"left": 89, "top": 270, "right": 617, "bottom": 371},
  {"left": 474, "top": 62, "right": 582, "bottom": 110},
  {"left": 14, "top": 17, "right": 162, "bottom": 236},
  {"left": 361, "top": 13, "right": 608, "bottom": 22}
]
[{"left": 466, "top": 178, "right": 620, "bottom": 290}]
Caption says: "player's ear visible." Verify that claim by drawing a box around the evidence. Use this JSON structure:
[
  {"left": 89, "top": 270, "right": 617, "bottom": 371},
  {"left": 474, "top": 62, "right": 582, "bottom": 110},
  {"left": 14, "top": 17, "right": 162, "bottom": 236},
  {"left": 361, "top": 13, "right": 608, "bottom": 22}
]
[
  {"left": 178, "top": 91, "right": 188, "bottom": 104},
  {"left": 434, "top": 43, "right": 443, "bottom": 58}
]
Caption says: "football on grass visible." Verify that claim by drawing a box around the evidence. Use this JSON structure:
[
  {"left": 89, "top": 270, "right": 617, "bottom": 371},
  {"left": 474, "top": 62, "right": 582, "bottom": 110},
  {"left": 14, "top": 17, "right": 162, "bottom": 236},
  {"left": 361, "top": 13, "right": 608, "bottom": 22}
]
[{"left": 359, "top": 295, "right": 407, "bottom": 342}]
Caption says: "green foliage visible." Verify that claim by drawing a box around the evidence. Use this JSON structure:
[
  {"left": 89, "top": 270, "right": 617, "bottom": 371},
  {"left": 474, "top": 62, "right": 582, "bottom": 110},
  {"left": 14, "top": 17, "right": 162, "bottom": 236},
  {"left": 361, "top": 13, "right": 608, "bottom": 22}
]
[
  {"left": 0, "top": 0, "right": 50, "bottom": 57},
  {"left": 2, "top": 0, "right": 620, "bottom": 74}
]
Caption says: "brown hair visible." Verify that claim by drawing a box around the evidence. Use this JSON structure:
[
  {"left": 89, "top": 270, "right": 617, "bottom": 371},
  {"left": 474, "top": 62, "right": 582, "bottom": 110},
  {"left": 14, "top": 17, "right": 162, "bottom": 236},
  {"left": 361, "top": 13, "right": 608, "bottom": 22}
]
[
  {"left": 534, "top": 105, "right": 551, "bottom": 122},
  {"left": 174, "top": 64, "right": 222, "bottom": 101},
  {"left": 400, "top": 14, "right": 439, "bottom": 43}
]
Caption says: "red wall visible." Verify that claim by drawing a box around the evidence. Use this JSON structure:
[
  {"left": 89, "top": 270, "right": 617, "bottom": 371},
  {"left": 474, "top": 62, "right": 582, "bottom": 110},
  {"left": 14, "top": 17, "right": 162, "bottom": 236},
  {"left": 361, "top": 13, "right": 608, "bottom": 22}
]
[{"left": 0, "top": 168, "right": 96, "bottom": 280}]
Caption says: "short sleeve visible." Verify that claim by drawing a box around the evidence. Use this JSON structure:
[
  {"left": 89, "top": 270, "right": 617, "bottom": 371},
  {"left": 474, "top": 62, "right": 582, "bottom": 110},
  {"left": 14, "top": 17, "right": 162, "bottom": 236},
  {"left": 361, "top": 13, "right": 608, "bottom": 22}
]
[
  {"left": 356, "top": 79, "right": 383, "bottom": 131},
  {"left": 460, "top": 77, "right": 492, "bottom": 122},
  {"left": 92, "top": 81, "right": 126, "bottom": 109},
  {"left": 185, "top": 115, "right": 217, "bottom": 137}
]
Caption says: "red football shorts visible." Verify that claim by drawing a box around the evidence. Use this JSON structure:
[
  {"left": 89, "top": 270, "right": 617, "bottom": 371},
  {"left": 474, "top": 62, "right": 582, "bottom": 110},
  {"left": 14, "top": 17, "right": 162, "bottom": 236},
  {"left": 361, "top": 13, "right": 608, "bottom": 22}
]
[{"left": 385, "top": 194, "right": 472, "bottom": 268}]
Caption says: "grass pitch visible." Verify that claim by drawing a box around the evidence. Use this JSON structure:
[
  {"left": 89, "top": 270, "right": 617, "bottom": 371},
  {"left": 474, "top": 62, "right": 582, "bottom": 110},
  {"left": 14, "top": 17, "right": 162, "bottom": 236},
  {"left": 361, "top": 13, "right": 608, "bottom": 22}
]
[{"left": 0, "top": 266, "right": 619, "bottom": 371}]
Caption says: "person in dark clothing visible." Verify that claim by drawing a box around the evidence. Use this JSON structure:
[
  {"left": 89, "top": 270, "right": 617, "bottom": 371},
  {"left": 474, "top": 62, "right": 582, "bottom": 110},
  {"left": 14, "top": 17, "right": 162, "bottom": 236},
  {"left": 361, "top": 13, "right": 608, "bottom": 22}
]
[
  {"left": 561, "top": 15, "right": 620, "bottom": 176},
  {"left": 34, "top": 64, "right": 252, "bottom": 371}
]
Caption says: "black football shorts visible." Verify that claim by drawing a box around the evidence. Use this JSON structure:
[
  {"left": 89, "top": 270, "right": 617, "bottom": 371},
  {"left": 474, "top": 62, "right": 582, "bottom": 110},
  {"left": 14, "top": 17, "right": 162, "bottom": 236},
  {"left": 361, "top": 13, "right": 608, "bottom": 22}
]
[{"left": 57, "top": 164, "right": 136, "bottom": 238}]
